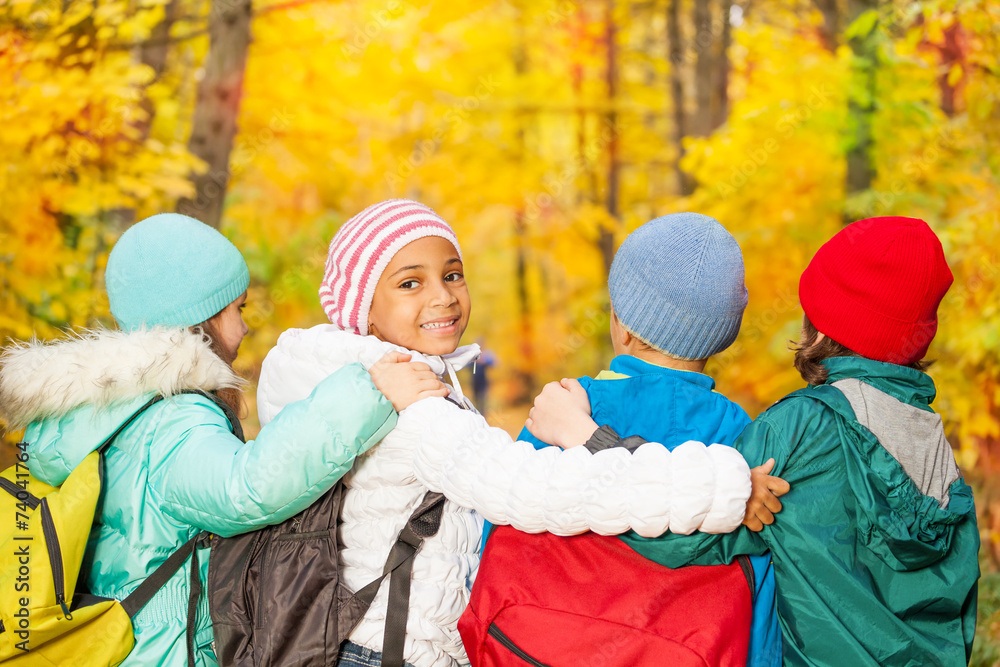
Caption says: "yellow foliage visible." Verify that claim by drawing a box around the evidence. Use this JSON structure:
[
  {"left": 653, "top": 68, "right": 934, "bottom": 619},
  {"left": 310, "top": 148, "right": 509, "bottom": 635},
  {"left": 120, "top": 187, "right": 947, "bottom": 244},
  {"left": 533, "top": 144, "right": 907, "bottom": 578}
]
[{"left": 4, "top": 0, "right": 1000, "bottom": 460}]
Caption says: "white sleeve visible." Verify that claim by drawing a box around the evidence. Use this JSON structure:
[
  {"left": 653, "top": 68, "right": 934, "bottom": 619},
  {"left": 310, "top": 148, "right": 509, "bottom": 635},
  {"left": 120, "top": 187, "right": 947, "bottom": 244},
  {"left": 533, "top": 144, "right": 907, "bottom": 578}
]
[
  {"left": 397, "top": 397, "right": 751, "bottom": 538},
  {"left": 257, "top": 327, "right": 399, "bottom": 427},
  {"left": 257, "top": 339, "right": 334, "bottom": 427}
]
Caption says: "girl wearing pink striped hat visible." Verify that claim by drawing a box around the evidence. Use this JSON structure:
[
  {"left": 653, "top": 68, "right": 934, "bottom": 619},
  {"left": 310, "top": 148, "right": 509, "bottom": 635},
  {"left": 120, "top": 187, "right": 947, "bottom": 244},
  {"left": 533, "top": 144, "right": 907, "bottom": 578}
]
[{"left": 256, "top": 200, "right": 735, "bottom": 667}]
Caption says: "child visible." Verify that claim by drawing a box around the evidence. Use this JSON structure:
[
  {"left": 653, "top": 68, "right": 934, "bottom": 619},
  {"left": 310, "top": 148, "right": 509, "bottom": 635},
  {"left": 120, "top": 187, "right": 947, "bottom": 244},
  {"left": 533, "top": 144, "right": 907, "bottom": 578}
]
[
  {"left": 257, "top": 200, "right": 759, "bottom": 667},
  {"left": 536, "top": 216, "right": 980, "bottom": 666},
  {"left": 388, "top": 212, "right": 784, "bottom": 666},
  {"left": 0, "top": 214, "right": 402, "bottom": 666}
]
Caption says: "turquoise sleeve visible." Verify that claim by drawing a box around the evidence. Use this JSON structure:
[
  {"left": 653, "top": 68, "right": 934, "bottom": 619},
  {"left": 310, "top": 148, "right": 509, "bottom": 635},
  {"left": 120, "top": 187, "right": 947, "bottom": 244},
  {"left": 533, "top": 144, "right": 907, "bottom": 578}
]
[{"left": 151, "top": 363, "right": 396, "bottom": 537}]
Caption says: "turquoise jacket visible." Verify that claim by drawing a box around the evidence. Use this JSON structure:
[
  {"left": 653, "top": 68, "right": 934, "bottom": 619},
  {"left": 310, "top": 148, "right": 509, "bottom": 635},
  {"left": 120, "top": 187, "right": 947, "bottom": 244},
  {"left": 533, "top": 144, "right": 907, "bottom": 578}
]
[
  {"left": 6, "top": 329, "right": 396, "bottom": 666},
  {"left": 490, "top": 355, "right": 782, "bottom": 666},
  {"left": 623, "top": 357, "right": 980, "bottom": 666}
]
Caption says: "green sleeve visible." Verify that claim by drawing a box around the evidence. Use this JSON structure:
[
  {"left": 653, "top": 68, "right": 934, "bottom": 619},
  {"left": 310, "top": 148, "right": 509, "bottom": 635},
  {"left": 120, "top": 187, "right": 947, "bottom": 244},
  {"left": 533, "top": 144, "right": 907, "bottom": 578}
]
[
  {"left": 151, "top": 363, "right": 396, "bottom": 537},
  {"left": 621, "top": 416, "right": 790, "bottom": 566},
  {"left": 622, "top": 524, "right": 767, "bottom": 567}
]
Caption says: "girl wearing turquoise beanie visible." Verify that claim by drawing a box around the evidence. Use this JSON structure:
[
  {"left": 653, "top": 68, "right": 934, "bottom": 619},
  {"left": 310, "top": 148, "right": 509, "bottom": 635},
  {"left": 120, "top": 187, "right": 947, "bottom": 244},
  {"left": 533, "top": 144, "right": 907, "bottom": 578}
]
[{"left": 0, "top": 213, "right": 436, "bottom": 666}]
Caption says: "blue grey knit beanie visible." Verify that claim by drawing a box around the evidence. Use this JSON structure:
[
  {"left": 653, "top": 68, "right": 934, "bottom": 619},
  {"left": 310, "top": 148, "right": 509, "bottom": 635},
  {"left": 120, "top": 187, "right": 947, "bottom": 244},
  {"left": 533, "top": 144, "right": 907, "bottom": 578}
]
[
  {"left": 608, "top": 212, "right": 748, "bottom": 360},
  {"left": 106, "top": 213, "right": 250, "bottom": 331}
]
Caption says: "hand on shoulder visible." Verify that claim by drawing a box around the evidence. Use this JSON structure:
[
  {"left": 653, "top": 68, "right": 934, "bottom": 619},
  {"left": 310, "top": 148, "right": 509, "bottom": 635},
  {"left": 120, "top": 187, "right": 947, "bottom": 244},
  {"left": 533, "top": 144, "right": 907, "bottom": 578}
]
[
  {"left": 525, "top": 378, "right": 599, "bottom": 449},
  {"left": 368, "top": 351, "right": 450, "bottom": 412},
  {"left": 742, "top": 458, "right": 791, "bottom": 532}
]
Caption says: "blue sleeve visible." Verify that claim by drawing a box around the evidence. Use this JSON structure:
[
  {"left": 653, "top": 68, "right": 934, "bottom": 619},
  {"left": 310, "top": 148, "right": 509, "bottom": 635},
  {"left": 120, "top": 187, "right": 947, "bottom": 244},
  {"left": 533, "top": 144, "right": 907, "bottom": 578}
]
[
  {"left": 517, "top": 425, "right": 554, "bottom": 451},
  {"left": 747, "top": 554, "right": 782, "bottom": 667}
]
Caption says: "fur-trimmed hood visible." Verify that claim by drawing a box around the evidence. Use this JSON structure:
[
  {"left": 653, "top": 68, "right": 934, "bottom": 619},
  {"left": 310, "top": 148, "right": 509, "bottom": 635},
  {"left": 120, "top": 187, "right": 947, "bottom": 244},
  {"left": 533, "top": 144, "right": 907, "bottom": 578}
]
[{"left": 0, "top": 328, "right": 244, "bottom": 430}]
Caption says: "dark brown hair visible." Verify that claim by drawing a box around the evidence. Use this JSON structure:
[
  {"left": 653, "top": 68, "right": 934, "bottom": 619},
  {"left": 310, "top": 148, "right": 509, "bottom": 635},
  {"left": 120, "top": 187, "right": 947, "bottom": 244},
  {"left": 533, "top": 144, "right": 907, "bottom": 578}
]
[
  {"left": 196, "top": 318, "right": 248, "bottom": 420},
  {"left": 792, "top": 316, "right": 931, "bottom": 385}
]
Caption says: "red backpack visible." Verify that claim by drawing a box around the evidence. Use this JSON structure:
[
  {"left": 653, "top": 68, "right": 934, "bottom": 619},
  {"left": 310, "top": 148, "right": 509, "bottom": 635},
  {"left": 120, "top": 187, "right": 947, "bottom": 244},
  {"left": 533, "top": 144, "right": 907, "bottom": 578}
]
[{"left": 458, "top": 526, "right": 754, "bottom": 667}]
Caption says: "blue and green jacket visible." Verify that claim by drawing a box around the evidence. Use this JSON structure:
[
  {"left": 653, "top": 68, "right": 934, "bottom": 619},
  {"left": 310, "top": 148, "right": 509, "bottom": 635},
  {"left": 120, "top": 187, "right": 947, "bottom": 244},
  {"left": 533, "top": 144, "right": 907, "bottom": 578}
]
[{"left": 623, "top": 357, "right": 979, "bottom": 666}]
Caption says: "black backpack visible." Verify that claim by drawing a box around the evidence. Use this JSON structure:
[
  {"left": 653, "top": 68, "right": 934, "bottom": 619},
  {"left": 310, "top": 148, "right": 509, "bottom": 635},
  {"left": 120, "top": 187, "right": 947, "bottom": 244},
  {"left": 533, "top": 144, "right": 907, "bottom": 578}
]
[{"left": 205, "top": 398, "right": 445, "bottom": 667}]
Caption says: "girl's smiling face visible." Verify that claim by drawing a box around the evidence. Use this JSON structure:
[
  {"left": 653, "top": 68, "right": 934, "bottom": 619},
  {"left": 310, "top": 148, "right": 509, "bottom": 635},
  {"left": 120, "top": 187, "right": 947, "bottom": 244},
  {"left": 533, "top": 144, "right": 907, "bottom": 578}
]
[{"left": 367, "top": 236, "right": 471, "bottom": 356}]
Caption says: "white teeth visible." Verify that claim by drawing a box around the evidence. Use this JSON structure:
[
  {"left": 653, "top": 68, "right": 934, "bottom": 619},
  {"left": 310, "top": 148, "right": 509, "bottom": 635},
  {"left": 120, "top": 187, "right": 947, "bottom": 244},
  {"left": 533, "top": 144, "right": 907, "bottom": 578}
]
[{"left": 421, "top": 319, "right": 457, "bottom": 330}]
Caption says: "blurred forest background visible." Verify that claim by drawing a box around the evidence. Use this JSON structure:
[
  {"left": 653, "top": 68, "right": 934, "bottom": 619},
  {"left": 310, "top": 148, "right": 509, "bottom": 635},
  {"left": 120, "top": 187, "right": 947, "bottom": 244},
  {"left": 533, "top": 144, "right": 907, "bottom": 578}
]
[{"left": 2, "top": 0, "right": 1000, "bottom": 660}]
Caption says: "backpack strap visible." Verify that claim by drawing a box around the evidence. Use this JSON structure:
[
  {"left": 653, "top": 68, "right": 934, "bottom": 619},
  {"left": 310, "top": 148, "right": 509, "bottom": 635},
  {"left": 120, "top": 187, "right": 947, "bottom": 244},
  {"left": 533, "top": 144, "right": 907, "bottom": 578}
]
[
  {"left": 380, "top": 491, "right": 446, "bottom": 667},
  {"left": 95, "top": 394, "right": 167, "bottom": 454},
  {"left": 119, "top": 533, "right": 203, "bottom": 617},
  {"left": 178, "top": 389, "right": 246, "bottom": 443},
  {"left": 96, "top": 389, "right": 244, "bottom": 457},
  {"left": 339, "top": 491, "right": 446, "bottom": 667},
  {"left": 103, "top": 390, "right": 241, "bottom": 666},
  {"left": 776, "top": 384, "right": 858, "bottom": 421},
  {"left": 378, "top": 391, "right": 470, "bottom": 666}
]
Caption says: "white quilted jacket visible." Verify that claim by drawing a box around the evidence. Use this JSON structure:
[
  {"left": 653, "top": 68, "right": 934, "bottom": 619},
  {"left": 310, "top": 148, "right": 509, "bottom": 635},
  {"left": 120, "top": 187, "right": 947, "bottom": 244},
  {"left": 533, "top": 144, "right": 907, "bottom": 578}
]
[{"left": 258, "top": 325, "right": 752, "bottom": 667}]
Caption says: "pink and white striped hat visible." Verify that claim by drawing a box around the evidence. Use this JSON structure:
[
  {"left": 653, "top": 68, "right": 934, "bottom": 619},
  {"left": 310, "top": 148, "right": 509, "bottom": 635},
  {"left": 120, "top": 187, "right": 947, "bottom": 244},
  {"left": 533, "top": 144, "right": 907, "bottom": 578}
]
[{"left": 319, "top": 199, "right": 463, "bottom": 335}]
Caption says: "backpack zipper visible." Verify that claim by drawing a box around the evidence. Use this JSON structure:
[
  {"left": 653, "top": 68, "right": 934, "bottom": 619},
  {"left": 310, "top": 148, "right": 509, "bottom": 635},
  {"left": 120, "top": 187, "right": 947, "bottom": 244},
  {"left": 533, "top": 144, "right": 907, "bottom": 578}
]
[
  {"left": 487, "top": 623, "right": 551, "bottom": 667},
  {"left": 39, "top": 498, "right": 72, "bottom": 620},
  {"left": 255, "top": 535, "right": 270, "bottom": 629}
]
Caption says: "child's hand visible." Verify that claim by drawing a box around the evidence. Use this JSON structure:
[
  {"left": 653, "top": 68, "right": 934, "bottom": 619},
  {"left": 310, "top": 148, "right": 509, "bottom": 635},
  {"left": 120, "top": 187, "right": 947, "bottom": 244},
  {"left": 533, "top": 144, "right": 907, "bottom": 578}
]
[
  {"left": 743, "top": 458, "right": 791, "bottom": 532},
  {"left": 525, "top": 378, "right": 599, "bottom": 449},
  {"left": 368, "top": 351, "right": 450, "bottom": 412}
]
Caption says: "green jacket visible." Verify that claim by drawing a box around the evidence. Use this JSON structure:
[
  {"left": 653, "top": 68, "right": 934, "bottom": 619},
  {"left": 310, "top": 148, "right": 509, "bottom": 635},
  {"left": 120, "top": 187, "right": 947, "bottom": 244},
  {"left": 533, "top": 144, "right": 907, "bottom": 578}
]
[
  {"left": 0, "top": 328, "right": 396, "bottom": 666},
  {"left": 623, "top": 357, "right": 979, "bottom": 666}
]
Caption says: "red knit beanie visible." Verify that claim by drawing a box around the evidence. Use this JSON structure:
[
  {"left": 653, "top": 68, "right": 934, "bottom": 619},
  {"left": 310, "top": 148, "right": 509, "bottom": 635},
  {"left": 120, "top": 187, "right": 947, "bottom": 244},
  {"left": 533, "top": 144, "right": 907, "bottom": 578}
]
[{"left": 799, "top": 216, "right": 953, "bottom": 366}]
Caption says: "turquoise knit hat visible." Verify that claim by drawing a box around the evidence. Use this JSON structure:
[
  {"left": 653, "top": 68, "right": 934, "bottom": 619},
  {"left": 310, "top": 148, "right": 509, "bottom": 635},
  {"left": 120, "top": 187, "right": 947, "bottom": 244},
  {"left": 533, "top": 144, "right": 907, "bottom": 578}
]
[
  {"left": 106, "top": 213, "right": 250, "bottom": 330},
  {"left": 608, "top": 212, "right": 748, "bottom": 360}
]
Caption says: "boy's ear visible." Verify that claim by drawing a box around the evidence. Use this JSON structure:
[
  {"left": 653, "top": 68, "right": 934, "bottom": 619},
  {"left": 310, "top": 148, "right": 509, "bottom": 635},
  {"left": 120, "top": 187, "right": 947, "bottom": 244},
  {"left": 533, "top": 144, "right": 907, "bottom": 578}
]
[
  {"left": 610, "top": 309, "right": 633, "bottom": 348},
  {"left": 620, "top": 327, "right": 633, "bottom": 347}
]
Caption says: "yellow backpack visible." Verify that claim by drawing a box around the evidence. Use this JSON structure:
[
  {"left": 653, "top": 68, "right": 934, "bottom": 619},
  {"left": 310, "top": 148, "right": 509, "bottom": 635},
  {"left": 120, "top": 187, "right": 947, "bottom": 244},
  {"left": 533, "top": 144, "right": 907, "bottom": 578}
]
[{"left": 0, "top": 395, "right": 205, "bottom": 666}]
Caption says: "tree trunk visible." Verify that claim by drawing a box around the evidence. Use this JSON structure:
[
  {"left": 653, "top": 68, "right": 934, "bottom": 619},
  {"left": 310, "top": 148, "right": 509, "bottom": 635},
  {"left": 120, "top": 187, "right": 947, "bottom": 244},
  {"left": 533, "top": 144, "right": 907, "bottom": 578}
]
[
  {"left": 140, "top": 0, "right": 180, "bottom": 81},
  {"left": 844, "top": 0, "right": 878, "bottom": 222},
  {"left": 812, "top": 0, "right": 840, "bottom": 52},
  {"left": 600, "top": 0, "right": 618, "bottom": 277},
  {"left": 512, "top": 3, "right": 535, "bottom": 403},
  {"left": 674, "top": 0, "right": 731, "bottom": 192},
  {"left": 714, "top": 0, "right": 733, "bottom": 130},
  {"left": 935, "top": 22, "right": 967, "bottom": 117},
  {"left": 692, "top": 0, "right": 714, "bottom": 137},
  {"left": 177, "top": 0, "right": 253, "bottom": 229},
  {"left": 107, "top": 0, "right": 181, "bottom": 235},
  {"left": 667, "top": 0, "right": 692, "bottom": 195},
  {"left": 573, "top": 3, "right": 593, "bottom": 206}
]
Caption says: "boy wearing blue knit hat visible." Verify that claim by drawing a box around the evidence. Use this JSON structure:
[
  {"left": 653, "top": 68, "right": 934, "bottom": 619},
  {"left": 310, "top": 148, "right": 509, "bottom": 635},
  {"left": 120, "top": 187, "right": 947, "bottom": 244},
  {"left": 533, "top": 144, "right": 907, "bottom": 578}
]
[
  {"left": 464, "top": 212, "right": 785, "bottom": 666},
  {"left": 400, "top": 213, "right": 787, "bottom": 666}
]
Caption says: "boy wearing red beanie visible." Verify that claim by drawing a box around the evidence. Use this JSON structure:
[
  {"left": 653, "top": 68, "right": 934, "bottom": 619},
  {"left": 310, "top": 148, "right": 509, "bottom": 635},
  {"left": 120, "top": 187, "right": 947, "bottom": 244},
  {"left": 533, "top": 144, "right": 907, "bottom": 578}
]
[{"left": 542, "top": 217, "right": 980, "bottom": 666}]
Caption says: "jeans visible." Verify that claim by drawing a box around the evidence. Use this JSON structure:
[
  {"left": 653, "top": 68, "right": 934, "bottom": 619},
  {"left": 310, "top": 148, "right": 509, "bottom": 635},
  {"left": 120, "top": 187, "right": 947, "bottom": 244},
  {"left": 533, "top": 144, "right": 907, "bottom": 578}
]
[{"left": 337, "top": 641, "right": 419, "bottom": 667}]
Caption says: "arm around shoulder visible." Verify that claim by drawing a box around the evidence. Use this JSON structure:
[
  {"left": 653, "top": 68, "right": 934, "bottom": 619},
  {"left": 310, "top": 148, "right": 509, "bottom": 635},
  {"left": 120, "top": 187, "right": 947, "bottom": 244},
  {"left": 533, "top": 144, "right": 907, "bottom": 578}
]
[
  {"left": 396, "top": 397, "right": 752, "bottom": 538},
  {"left": 154, "top": 363, "right": 396, "bottom": 536}
]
